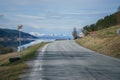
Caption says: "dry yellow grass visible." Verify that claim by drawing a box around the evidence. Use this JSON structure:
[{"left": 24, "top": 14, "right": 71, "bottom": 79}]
[
  {"left": 0, "top": 52, "right": 19, "bottom": 65},
  {"left": 0, "top": 62, "right": 27, "bottom": 80},
  {"left": 0, "top": 42, "right": 46, "bottom": 80},
  {"left": 76, "top": 25, "right": 120, "bottom": 58}
]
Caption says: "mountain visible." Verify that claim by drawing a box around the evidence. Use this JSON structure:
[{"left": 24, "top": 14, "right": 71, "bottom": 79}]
[
  {"left": 0, "top": 28, "right": 37, "bottom": 39},
  {"left": 38, "top": 35, "right": 70, "bottom": 40},
  {"left": 0, "top": 28, "right": 37, "bottom": 48},
  {"left": 30, "top": 32, "right": 71, "bottom": 40}
]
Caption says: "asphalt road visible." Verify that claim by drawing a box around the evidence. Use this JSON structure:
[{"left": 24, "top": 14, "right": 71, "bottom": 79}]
[{"left": 20, "top": 40, "right": 120, "bottom": 80}]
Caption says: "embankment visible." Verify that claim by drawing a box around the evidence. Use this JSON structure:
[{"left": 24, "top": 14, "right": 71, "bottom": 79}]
[
  {"left": 76, "top": 25, "right": 120, "bottom": 58},
  {"left": 0, "top": 42, "right": 46, "bottom": 80}
]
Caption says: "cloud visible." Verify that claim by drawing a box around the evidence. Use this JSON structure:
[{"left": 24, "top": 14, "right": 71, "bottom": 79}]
[
  {"left": 48, "top": 15, "right": 62, "bottom": 19},
  {"left": 16, "top": 14, "right": 45, "bottom": 19},
  {"left": 0, "top": 0, "right": 94, "bottom": 5},
  {"left": 0, "top": 0, "right": 119, "bottom": 35},
  {"left": 60, "top": 10, "right": 114, "bottom": 15},
  {"left": 0, "top": 0, "right": 44, "bottom": 5},
  {"left": 29, "top": 32, "right": 45, "bottom": 36},
  {"left": 0, "top": 14, "right": 4, "bottom": 18},
  {"left": 0, "top": 14, "right": 10, "bottom": 25}
]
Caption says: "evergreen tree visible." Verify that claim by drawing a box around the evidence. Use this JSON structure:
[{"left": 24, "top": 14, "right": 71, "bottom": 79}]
[{"left": 81, "top": 7, "right": 119, "bottom": 36}]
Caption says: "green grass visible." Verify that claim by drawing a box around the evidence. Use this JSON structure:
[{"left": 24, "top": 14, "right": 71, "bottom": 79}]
[
  {"left": 76, "top": 25, "right": 120, "bottom": 58},
  {"left": 0, "top": 42, "right": 47, "bottom": 80},
  {"left": 21, "top": 42, "right": 46, "bottom": 60}
]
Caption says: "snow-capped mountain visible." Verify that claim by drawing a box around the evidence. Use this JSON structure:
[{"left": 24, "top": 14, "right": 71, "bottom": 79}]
[{"left": 30, "top": 32, "right": 71, "bottom": 40}]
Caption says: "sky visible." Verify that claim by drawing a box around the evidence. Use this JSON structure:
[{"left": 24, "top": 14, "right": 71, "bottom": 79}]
[{"left": 0, "top": 0, "right": 120, "bottom": 36}]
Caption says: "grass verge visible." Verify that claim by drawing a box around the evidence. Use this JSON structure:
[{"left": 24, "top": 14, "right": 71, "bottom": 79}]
[
  {"left": 0, "top": 42, "right": 46, "bottom": 80},
  {"left": 76, "top": 25, "right": 120, "bottom": 58}
]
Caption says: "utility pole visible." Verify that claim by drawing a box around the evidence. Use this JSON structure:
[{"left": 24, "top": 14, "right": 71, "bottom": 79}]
[{"left": 17, "top": 25, "right": 23, "bottom": 57}]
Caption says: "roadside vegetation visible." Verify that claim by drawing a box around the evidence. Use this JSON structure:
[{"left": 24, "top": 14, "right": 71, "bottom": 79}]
[
  {"left": 0, "top": 45, "right": 14, "bottom": 54},
  {"left": 75, "top": 6, "right": 120, "bottom": 58},
  {"left": 81, "top": 10, "right": 120, "bottom": 35},
  {"left": 76, "top": 25, "right": 120, "bottom": 58},
  {"left": 0, "top": 42, "right": 46, "bottom": 80}
]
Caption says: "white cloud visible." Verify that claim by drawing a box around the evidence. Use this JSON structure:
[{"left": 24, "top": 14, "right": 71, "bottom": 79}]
[
  {"left": 51, "top": 15, "right": 61, "bottom": 18},
  {"left": 0, "top": 0, "right": 44, "bottom": 5},
  {"left": 16, "top": 14, "right": 45, "bottom": 19},
  {"left": 61, "top": 10, "right": 114, "bottom": 15},
  {"left": 0, "top": 0, "right": 118, "bottom": 36},
  {"left": 29, "top": 32, "right": 45, "bottom": 37}
]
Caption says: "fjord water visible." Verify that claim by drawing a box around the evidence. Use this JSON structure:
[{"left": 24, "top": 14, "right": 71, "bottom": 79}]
[{"left": 17, "top": 39, "right": 54, "bottom": 51}]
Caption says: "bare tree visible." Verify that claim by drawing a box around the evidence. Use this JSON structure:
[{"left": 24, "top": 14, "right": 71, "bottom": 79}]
[
  {"left": 72, "top": 27, "right": 78, "bottom": 39},
  {"left": 118, "top": 6, "right": 120, "bottom": 12}
]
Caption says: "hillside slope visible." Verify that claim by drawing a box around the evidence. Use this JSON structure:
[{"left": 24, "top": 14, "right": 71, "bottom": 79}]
[
  {"left": 76, "top": 25, "right": 120, "bottom": 58},
  {"left": 0, "top": 28, "right": 37, "bottom": 53},
  {"left": 82, "top": 11, "right": 120, "bottom": 34},
  {"left": 0, "top": 28, "right": 37, "bottom": 38}
]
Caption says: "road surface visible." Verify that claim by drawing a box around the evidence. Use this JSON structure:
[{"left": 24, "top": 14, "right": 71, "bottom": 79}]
[{"left": 20, "top": 40, "right": 120, "bottom": 80}]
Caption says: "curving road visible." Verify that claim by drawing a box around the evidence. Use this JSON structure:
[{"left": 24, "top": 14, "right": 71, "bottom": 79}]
[{"left": 20, "top": 40, "right": 120, "bottom": 80}]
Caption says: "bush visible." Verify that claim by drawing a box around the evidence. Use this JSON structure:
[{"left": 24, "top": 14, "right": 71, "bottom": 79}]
[
  {"left": 4, "top": 47, "right": 14, "bottom": 53},
  {"left": 0, "top": 45, "right": 14, "bottom": 54}
]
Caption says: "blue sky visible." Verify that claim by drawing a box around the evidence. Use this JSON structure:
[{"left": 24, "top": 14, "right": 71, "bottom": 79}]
[{"left": 0, "top": 0, "right": 120, "bottom": 36}]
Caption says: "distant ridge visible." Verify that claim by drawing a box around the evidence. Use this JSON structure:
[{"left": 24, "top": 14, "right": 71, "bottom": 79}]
[{"left": 0, "top": 28, "right": 37, "bottom": 39}]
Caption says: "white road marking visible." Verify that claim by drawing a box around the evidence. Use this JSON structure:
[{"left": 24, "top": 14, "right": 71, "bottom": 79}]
[
  {"left": 41, "top": 44, "right": 48, "bottom": 55},
  {"left": 21, "top": 40, "right": 120, "bottom": 80},
  {"left": 39, "top": 44, "right": 48, "bottom": 80},
  {"left": 28, "top": 44, "right": 48, "bottom": 80},
  {"left": 39, "top": 44, "right": 48, "bottom": 71}
]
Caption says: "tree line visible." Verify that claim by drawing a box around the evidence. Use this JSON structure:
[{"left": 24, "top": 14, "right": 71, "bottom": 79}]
[
  {"left": 82, "top": 6, "right": 120, "bottom": 35},
  {"left": 72, "top": 6, "right": 120, "bottom": 39},
  {"left": 82, "top": 14, "right": 116, "bottom": 35}
]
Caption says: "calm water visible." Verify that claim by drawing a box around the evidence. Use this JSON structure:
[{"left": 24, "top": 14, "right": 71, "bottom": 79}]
[{"left": 17, "top": 39, "right": 55, "bottom": 51}]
